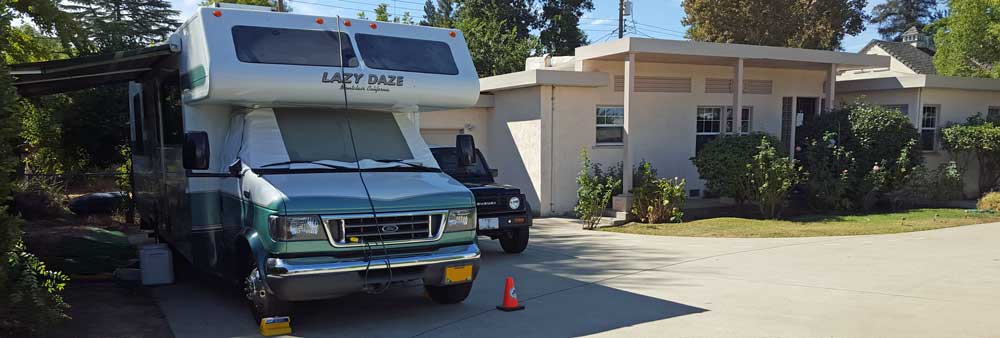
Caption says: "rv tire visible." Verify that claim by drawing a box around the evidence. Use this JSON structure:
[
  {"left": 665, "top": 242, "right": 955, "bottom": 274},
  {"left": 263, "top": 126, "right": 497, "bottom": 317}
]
[{"left": 244, "top": 262, "right": 291, "bottom": 323}]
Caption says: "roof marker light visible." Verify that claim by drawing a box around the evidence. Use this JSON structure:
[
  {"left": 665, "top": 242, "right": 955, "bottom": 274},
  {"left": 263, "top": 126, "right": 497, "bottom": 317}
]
[
  {"left": 344, "top": 20, "right": 352, "bottom": 27},
  {"left": 212, "top": 10, "right": 222, "bottom": 17},
  {"left": 449, "top": 31, "right": 456, "bottom": 38},
  {"left": 370, "top": 22, "right": 377, "bottom": 29},
  {"left": 315, "top": 17, "right": 324, "bottom": 24}
]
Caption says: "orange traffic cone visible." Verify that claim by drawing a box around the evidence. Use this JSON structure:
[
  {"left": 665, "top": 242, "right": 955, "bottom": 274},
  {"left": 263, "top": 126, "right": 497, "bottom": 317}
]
[{"left": 496, "top": 276, "right": 525, "bottom": 311}]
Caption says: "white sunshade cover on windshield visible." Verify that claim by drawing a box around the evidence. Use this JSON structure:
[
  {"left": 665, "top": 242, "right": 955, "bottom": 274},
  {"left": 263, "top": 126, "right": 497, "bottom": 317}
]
[{"left": 221, "top": 108, "right": 439, "bottom": 169}]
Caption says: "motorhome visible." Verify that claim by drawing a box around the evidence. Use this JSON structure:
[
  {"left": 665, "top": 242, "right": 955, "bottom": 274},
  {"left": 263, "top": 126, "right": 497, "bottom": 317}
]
[{"left": 10, "top": 5, "right": 483, "bottom": 320}]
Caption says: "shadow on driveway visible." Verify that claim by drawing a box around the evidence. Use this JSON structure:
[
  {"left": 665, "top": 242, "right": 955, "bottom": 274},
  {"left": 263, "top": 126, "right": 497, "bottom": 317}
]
[{"left": 154, "top": 236, "right": 707, "bottom": 338}]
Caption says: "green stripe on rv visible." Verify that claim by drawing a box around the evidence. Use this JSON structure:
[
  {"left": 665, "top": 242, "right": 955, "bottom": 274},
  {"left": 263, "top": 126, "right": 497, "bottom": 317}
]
[
  {"left": 188, "top": 191, "right": 221, "bottom": 226},
  {"left": 181, "top": 65, "right": 207, "bottom": 90}
]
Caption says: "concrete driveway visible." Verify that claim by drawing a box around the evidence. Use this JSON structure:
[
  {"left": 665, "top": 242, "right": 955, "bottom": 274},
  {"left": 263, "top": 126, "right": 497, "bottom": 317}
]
[{"left": 154, "top": 219, "right": 1000, "bottom": 337}]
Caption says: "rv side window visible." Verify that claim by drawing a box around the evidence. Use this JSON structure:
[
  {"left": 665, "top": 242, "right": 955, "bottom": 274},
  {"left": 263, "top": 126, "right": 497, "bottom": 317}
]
[
  {"left": 355, "top": 34, "right": 458, "bottom": 75},
  {"left": 232, "top": 26, "right": 358, "bottom": 67}
]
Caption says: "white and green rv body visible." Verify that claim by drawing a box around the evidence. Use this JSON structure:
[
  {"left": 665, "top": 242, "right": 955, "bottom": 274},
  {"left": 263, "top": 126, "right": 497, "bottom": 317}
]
[{"left": 13, "top": 5, "right": 483, "bottom": 318}]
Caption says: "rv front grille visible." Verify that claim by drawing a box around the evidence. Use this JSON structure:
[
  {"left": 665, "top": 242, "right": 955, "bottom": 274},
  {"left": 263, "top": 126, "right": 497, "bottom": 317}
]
[{"left": 322, "top": 211, "right": 446, "bottom": 247}]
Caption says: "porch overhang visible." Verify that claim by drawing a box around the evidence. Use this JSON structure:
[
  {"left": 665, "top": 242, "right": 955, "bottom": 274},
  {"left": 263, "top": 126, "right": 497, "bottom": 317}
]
[
  {"left": 837, "top": 74, "right": 1000, "bottom": 93},
  {"left": 574, "top": 38, "right": 889, "bottom": 71},
  {"left": 9, "top": 44, "right": 178, "bottom": 97}
]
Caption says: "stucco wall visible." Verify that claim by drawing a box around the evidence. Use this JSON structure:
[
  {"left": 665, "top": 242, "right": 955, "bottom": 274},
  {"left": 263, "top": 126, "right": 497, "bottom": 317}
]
[
  {"left": 486, "top": 87, "right": 545, "bottom": 214},
  {"left": 528, "top": 60, "right": 829, "bottom": 215},
  {"left": 419, "top": 107, "right": 489, "bottom": 150}
]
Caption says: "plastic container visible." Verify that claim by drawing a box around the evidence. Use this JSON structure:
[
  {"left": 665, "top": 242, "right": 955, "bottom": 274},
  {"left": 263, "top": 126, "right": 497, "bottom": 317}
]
[{"left": 139, "top": 243, "right": 174, "bottom": 285}]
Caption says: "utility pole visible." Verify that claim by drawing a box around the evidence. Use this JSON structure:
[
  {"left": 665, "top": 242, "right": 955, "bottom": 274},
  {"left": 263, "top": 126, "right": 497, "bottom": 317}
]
[
  {"left": 277, "top": 0, "right": 285, "bottom": 12},
  {"left": 618, "top": 0, "right": 625, "bottom": 38}
]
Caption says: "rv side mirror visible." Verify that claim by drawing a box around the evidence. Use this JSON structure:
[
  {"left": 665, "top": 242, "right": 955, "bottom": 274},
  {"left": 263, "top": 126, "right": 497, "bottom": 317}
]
[
  {"left": 183, "top": 131, "right": 210, "bottom": 170},
  {"left": 228, "top": 159, "right": 243, "bottom": 177},
  {"left": 456, "top": 134, "right": 476, "bottom": 166},
  {"left": 490, "top": 169, "right": 499, "bottom": 178}
]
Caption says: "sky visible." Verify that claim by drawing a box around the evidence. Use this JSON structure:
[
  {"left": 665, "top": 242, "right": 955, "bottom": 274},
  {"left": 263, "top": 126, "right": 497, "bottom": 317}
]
[{"left": 169, "top": 0, "right": 917, "bottom": 53}]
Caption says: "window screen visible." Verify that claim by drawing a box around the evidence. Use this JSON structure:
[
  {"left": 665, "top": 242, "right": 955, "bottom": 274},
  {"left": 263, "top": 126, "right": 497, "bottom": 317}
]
[
  {"left": 355, "top": 34, "right": 458, "bottom": 75},
  {"left": 920, "top": 106, "right": 938, "bottom": 151},
  {"left": 232, "top": 26, "right": 358, "bottom": 67},
  {"left": 273, "top": 108, "right": 412, "bottom": 163},
  {"left": 596, "top": 106, "right": 624, "bottom": 144},
  {"left": 696, "top": 106, "right": 723, "bottom": 152}
]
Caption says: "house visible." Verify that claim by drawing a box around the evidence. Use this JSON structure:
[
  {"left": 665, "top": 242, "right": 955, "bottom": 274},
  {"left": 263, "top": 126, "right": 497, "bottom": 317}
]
[
  {"left": 420, "top": 37, "right": 887, "bottom": 216},
  {"left": 837, "top": 27, "right": 1000, "bottom": 196}
]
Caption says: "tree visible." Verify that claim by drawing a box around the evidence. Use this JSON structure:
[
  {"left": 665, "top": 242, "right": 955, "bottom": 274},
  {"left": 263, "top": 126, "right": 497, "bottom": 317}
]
[
  {"left": 200, "top": 0, "right": 291, "bottom": 12},
  {"left": 421, "top": 0, "right": 455, "bottom": 27},
  {"left": 455, "top": 0, "right": 537, "bottom": 39},
  {"left": 933, "top": 0, "right": 1000, "bottom": 78},
  {"left": 456, "top": 10, "right": 539, "bottom": 77},
  {"left": 538, "top": 0, "right": 593, "bottom": 55},
  {"left": 870, "top": 0, "right": 939, "bottom": 40},
  {"left": 368, "top": 3, "right": 415, "bottom": 24},
  {"left": 681, "top": 0, "right": 868, "bottom": 50},
  {"left": 63, "top": 0, "right": 180, "bottom": 52}
]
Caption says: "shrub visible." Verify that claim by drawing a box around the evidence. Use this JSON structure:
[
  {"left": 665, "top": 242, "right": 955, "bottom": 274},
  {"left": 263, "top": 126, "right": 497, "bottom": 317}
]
[
  {"left": 941, "top": 114, "right": 1000, "bottom": 194},
  {"left": 691, "top": 133, "right": 779, "bottom": 204},
  {"left": 798, "top": 102, "right": 922, "bottom": 211},
  {"left": 748, "top": 137, "right": 801, "bottom": 218},
  {"left": 575, "top": 149, "right": 622, "bottom": 229},
  {"left": 896, "top": 162, "right": 965, "bottom": 206},
  {"left": 978, "top": 192, "right": 1000, "bottom": 212},
  {"left": 12, "top": 176, "right": 68, "bottom": 220},
  {"left": 0, "top": 212, "right": 71, "bottom": 337},
  {"left": 631, "top": 161, "right": 686, "bottom": 223}
]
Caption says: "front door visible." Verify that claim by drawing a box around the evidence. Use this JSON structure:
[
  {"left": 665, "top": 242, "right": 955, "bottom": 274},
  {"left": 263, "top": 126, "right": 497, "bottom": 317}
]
[{"left": 794, "top": 97, "right": 818, "bottom": 148}]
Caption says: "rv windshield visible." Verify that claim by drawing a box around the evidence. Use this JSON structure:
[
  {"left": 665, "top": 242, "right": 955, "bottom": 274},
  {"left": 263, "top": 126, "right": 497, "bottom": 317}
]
[{"left": 272, "top": 108, "right": 413, "bottom": 164}]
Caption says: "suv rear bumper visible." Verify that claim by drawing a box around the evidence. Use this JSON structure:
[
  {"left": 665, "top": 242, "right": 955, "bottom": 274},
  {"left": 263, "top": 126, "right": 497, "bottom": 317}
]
[{"left": 264, "top": 243, "right": 480, "bottom": 301}]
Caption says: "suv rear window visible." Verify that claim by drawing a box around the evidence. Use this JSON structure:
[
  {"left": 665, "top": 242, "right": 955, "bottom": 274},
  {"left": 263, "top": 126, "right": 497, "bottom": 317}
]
[
  {"left": 355, "top": 34, "right": 458, "bottom": 75},
  {"left": 232, "top": 26, "right": 358, "bottom": 67}
]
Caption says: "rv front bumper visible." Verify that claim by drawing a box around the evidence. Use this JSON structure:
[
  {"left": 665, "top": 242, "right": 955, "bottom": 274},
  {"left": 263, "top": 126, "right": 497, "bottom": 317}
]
[{"left": 264, "top": 243, "right": 480, "bottom": 301}]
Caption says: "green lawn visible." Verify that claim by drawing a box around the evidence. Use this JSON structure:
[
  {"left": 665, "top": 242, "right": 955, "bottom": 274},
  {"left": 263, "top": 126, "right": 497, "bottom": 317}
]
[{"left": 601, "top": 208, "right": 1000, "bottom": 238}]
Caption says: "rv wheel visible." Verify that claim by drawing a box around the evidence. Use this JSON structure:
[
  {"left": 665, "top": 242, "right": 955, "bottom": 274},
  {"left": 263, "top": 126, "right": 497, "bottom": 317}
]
[{"left": 244, "top": 264, "right": 291, "bottom": 323}]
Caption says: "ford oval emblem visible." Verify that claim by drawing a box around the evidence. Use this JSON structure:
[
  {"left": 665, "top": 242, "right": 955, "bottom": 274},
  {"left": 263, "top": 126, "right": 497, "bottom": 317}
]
[{"left": 381, "top": 224, "right": 399, "bottom": 233}]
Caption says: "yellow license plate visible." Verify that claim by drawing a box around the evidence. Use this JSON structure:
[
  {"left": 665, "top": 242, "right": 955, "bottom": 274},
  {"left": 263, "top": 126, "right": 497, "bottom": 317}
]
[{"left": 444, "top": 264, "right": 473, "bottom": 284}]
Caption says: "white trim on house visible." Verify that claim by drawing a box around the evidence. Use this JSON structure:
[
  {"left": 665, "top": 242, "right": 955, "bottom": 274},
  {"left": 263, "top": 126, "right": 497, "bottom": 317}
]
[
  {"left": 838, "top": 74, "right": 1000, "bottom": 92},
  {"left": 575, "top": 38, "right": 888, "bottom": 70},
  {"left": 480, "top": 69, "right": 608, "bottom": 92}
]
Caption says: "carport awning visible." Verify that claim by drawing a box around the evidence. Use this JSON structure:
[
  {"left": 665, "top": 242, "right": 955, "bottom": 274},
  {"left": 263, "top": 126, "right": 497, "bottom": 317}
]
[{"left": 9, "top": 44, "right": 177, "bottom": 97}]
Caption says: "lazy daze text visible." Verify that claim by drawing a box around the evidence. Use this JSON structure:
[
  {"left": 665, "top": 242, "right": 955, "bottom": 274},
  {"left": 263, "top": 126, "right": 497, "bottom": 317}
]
[{"left": 322, "top": 72, "right": 404, "bottom": 93}]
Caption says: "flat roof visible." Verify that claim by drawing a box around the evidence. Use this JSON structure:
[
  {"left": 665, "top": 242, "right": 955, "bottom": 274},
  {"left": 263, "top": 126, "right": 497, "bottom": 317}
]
[
  {"left": 480, "top": 69, "right": 608, "bottom": 92},
  {"left": 575, "top": 38, "right": 889, "bottom": 70},
  {"left": 837, "top": 74, "right": 1000, "bottom": 92}
]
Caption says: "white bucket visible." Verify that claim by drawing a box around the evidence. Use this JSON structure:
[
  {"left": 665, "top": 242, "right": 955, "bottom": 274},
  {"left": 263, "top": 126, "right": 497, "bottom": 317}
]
[{"left": 139, "top": 243, "right": 174, "bottom": 285}]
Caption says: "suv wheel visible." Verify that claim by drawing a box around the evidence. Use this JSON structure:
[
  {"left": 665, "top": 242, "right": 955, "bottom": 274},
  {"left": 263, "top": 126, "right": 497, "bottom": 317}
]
[
  {"left": 425, "top": 283, "right": 473, "bottom": 304},
  {"left": 244, "top": 263, "right": 291, "bottom": 323},
  {"left": 499, "top": 227, "right": 529, "bottom": 254}
]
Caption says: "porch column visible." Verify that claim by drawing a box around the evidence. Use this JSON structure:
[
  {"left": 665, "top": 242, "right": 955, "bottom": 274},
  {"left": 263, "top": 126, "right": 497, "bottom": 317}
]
[
  {"left": 622, "top": 53, "right": 636, "bottom": 197},
  {"left": 825, "top": 63, "right": 836, "bottom": 111},
  {"left": 732, "top": 58, "right": 744, "bottom": 135}
]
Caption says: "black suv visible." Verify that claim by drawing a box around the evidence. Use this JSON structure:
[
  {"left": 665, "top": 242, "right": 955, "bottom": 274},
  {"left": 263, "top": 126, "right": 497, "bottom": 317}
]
[{"left": 431, "top": 136, "right": 531, "bottom": 254}]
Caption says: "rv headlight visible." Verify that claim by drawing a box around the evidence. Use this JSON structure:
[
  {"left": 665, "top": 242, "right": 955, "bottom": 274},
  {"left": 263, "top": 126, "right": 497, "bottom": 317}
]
[
  {"left": 444, "top": 208, "right": 476, "bottom": 232},
  {"left": 508, "top": 196, "right": 521, "bottom": 210},
  {"left": 268, "top": 215, "right": 326, "bottom": 241}
]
